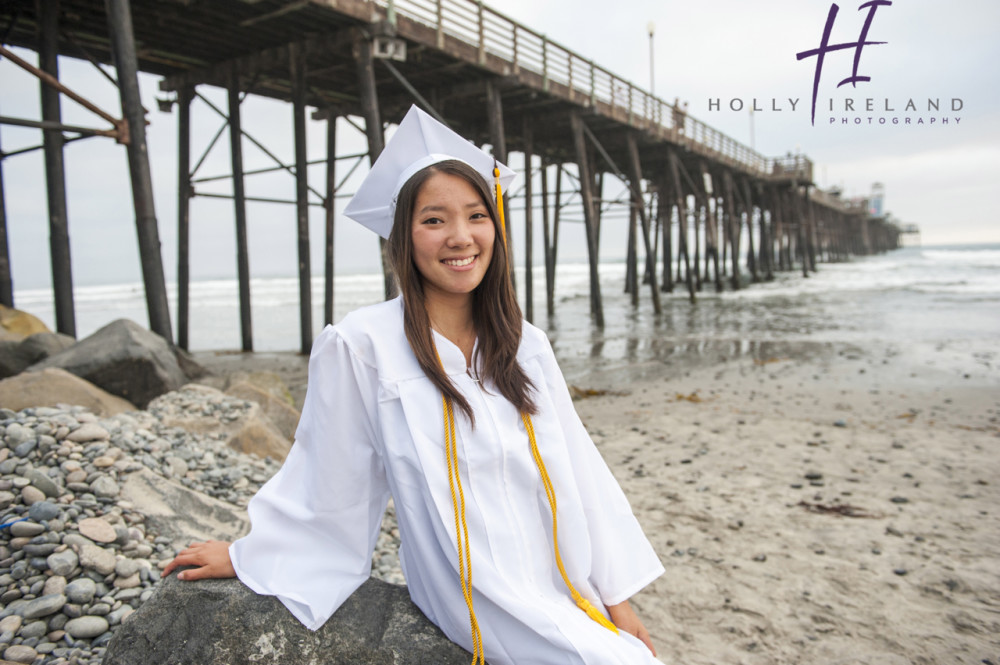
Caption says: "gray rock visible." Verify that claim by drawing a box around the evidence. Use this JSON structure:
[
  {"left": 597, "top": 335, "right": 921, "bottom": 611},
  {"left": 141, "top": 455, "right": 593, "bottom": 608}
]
[
  {"left": 22, "top": 593, "right": 67, "bottom": 619},
  {"left": 9, "top": 521, "right": 45, "bottom": 538},
  {"left": 115, "top": 558, "right": 141, "bottom": 578},
  {"left": 28, "top": 319, "right": 199, "bottom": 408},
  {"left": 66, "top": 423, "right": 110, "bottom": 443},
  {"left": 20, "top": 485, "right": 45, "bottom": 505},
  {"left": 64, "top": 577, "right": 97, "bottom": 605},
  {"left": 26, "top": 469, "right": 60, "bottom": 498},
  {"left": 47, "top": 548, "right": 80, "bottom": 577},
  {"left": 0, "top": 339, "right": 31, "bottom": 378},
  {"left": 28, "top": 501, "right": 61, "bottom": 522},
  {"left": 4, "top": 422, "right": 34, "bottom": 446},
  {"left": 90, "top": 475, "right": 120, "bottom": 498},
  {"left": 64, "top": 615, "right": 110, "bottom": 639},
  {"left": 19, "top": 619, "right": 48, "bottom": 639},
  {"left": 42, "top": 575, "right": 67, "bottom": 596},
  {"left": 78, "top": 543, "right": 117, "bottom": 576},
  {"left": 104, "top": 576, "right": 471, "bottom": 665},
  {"left": 12, "top": 439, "right": 37, "bottom": 458},
  {"left": 17, "top": 332, "right": 76, "bottom": 365},
  {"left": 107, "top": 604, "right": 134, "bottom": 626},
  {"left": 0, "top": 616, "right": 22, "bottom": 634},
  {"left": 2, "top": 644, "right": 38, "bottom": 664}
]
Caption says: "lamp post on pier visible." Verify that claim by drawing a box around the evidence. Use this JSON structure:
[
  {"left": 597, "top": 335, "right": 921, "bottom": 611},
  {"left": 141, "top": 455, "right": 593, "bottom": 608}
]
[{"left": 647, "top": 21, "right": 656, "bottom": 95}]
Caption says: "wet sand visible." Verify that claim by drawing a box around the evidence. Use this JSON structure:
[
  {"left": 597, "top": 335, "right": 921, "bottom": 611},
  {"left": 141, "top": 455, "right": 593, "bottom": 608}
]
[
  {"left": 578, "top": 342, "right": 999, "bottom": 664},
  {"left": 195, "top": 340, "right": 1000, "bottom": 664}
]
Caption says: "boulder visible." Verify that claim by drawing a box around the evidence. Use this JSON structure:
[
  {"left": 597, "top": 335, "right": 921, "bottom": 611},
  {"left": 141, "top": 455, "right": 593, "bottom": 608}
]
[
  {"left": 0, "top": 339, "right": 28, "bottom": 377},
  {"left": 225, "top": 380, "right": 300, "bottom": 442},
  {"left": 0, "top": 304, "right": 50, "bottom": 341},
  {"left": 0, "top": 367, "right": 136, "bottom": 416},
  {"left": 118, "top": 467, "right": 249, "bottom": 551},
  {"left": 226, "top": 412, "right": 293, "bottom": 461},
  {"left": 19, "top": 331, "right": 76, "bottom": 363},
  {"left": 28, "top": 319, "right": 203, "bottom": 408},
  {"left": 226, "top": 370, "right": 296, "bottom": 406},
  {"left": 103, "top": 575, "right": 471, "bottom": 665},
  {"left": 150, "top": 384, "right": 291, "bottom": 461}
]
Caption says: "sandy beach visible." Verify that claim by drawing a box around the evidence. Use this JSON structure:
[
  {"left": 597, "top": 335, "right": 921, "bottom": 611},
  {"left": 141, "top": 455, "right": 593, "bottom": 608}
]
[{"left": 196, "top": 333, "right": 1000, "bottom": 665}]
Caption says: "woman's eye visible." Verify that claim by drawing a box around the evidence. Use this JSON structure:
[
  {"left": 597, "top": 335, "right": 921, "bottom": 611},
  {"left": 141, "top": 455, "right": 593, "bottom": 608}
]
[
  {"left": 470, "top": 212, "right": 488, "bottom": 221},
  {"left": 421, "top": 217, "right": 443, "bottom": 225}
]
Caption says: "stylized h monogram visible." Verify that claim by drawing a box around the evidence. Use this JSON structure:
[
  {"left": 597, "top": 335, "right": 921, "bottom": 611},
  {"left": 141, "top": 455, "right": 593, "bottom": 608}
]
[{"left": 796, "top": 1, "right": 892, "bottom": 125}]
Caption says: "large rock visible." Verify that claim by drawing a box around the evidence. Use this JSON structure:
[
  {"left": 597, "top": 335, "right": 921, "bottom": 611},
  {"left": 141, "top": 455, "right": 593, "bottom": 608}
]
[
  {"left": 118, "top": 467, "right": 249, "bottom": 551},
  {"left": 0, "top": 304, "right": 50, "bottom": 341},
  {"left": 103, "top": 576, "right": 471, "bottom": 665},
  {"left": 0, "top": 367, "right": 136, "bottom": 416},
  {"left": 1, "top": 331, "right": 75, "bottom": 378},
  {"left": 150, "top": 384, "right": 292, "bottom": 461},
  {"left": 226, "top": 412, "right": 293, "bottom": 461},
  {"left": 225, "top": 380, "right": 300, "bottom": 442},
  {"left": 28, "top": 319, "right": 203, "bottom": 408}
]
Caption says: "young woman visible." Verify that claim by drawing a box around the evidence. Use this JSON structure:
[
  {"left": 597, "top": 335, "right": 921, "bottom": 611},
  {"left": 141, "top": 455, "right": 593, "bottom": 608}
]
[{"left": 164, "top": 106, "right": 664, "bottom": 665}]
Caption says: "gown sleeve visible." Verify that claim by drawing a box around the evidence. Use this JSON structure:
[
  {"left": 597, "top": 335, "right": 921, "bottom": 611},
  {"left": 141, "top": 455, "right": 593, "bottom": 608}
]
[
  {"left": 537, "top": 342, "right": 665, "bottom": 607},
  {"left": 229, "top": 325, "right": 390, "bottom": 631}
]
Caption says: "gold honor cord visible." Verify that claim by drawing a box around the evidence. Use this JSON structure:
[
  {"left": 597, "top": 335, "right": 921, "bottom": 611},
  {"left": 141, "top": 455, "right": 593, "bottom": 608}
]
[
  {"left": 442, "top": 393, "right": 485, "bottom": 664},
  {"left": 521, "top": 413, "right": 619, "bottom": 635}
]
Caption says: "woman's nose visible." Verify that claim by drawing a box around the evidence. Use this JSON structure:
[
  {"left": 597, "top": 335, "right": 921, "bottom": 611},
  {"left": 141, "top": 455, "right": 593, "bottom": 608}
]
[{"left": 446, "top": 220, "right": 473, "bottom": 246}]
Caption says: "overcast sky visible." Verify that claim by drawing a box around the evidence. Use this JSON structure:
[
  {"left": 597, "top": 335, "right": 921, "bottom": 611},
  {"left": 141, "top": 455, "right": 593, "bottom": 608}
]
[{"left": 2, "top": 0, "right": 998, "bottom": 291}]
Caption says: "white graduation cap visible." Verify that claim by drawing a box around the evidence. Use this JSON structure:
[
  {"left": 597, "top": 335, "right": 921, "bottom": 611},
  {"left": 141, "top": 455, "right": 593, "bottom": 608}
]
[{"left": 344, "top": 105, "right": 517, "bottom": 239}]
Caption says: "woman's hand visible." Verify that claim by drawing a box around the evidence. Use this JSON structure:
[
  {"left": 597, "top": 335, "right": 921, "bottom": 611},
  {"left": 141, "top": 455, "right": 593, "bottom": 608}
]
[
  {"left": 161, "top": 540, "right": 236, "bottom": 581},
  {"left": 607, "top": 599, "right": 657, "bottom": 657}
]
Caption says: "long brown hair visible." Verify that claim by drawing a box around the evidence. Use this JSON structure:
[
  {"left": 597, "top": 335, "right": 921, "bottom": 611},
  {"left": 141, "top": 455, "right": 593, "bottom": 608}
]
[{"left": 385, "top": 159, "right": 536, "bottom": 425}]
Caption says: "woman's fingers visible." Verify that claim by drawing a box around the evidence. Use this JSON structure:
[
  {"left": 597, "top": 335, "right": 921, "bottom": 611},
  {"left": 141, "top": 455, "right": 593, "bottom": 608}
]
[
  {"left": 161, "top": 540, "right": 235, "bottom": 579},
  {"left": 636, "top": 627, "right": 656, "bottom": 657}
]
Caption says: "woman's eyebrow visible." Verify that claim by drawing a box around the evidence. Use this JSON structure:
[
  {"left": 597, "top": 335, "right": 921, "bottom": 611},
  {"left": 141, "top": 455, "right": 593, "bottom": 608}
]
[{"left": 417, "top": 200, "right": 484, "bottom": 214}]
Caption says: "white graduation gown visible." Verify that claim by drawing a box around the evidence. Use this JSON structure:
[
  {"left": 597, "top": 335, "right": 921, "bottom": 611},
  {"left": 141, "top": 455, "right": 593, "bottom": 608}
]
[{"left": 230, "top": 297, "right": 665, "bottom": 665}]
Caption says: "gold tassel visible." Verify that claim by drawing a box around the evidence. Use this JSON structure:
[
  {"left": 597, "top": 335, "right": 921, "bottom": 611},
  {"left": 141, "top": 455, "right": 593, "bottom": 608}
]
[{"left": 493, "top": 162, "right": 507, "bottom": 249}]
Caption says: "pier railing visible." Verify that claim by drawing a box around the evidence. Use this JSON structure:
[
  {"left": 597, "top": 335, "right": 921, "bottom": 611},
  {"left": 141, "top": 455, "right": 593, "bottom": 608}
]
[{"left": 380, "top": 0, "right": 795, "bottom": 178}]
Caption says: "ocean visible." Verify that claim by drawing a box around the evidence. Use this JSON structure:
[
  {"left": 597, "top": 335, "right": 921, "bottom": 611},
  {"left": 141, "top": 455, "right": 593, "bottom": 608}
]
[{"left": 12, "top": 244, "right": 1000, "bottom": 386}]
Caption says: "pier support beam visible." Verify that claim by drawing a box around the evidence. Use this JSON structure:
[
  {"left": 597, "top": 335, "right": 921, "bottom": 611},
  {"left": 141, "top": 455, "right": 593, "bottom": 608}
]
[
  {"left": 667, "top": 150, "right": 695, "bottom": 303},
  {"left": 486, "top": 80, "right": 513, "bottom": 282},
  {"left": 740, "top": 178, "right": 758, "bottom": 283},
  {"left": 107, "top": 0, "right": 173, "bottom": 343},
  {"left": 40, "top": 0, "right": 75, "bottom": 336},
  {"left": 722, "top": 171, "right": 741, "bottom": 290},
  {"left": 660, "top": 186, "right": 673, "bottom": 293},
  {"left": 540, "top": 166, "right": 552, "bottom": 317},
  {"left": 290, "top": 42, "right": 312, "bottom": 355},
  {"left": 324, "top": 116, "right": 337, "bottom": 327},
  {"left": 569, "top": 112, "right": 604, "bottom": 328},
  {"left": 354, "top": 33, "right": 391, "bottom": 299},
  {"left": 624, "top": 133, "right": 660, "bottom": 314},
  {"left": 0, "top": 107, "right": 11, "bottom": 307},
  {"left": 227, "top": 65, "right": 253, "bottom": 350},
  {"left": 176, "top": 85, "right": 193, "bottom": 349},
  {"left": 522, "top": 117, "right": 533, "bottom": 323}
]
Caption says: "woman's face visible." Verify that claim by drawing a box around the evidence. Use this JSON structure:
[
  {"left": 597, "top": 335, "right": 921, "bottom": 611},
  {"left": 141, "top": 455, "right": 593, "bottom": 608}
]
[{"left": 410, "top": 171, "right": 495, "bottom": 300}]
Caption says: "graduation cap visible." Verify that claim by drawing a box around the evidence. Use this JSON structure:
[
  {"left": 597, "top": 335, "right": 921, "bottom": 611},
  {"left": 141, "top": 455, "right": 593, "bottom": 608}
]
[{"left": 343, "top": 104, "right": 516, "bottom": 239}]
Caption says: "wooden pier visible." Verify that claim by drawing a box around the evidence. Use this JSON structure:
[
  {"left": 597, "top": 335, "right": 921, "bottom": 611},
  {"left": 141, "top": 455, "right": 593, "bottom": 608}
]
[{"left": 0, "top": 0, "right": 903, "bottom": 353}]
